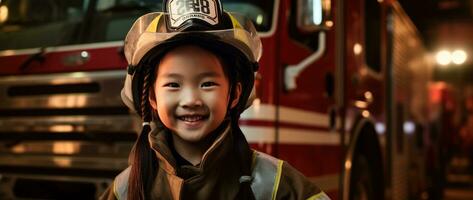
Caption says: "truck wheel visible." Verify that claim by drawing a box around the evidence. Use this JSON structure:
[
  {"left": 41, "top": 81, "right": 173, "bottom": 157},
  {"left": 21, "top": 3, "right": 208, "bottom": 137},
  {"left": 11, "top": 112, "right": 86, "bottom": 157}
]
[{"left": 350, "top": 154, "right": 376, "bottom": 200}]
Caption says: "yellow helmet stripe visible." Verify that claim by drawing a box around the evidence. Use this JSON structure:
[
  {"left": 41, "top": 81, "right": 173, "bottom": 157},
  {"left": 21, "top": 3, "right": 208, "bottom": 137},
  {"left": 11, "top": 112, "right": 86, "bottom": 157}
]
[
  {"left": 228, "top": 13, "right": 242, "bottom": 29},
  {"left": 146, "top": 13, "right": 163, "bottom": 32}
]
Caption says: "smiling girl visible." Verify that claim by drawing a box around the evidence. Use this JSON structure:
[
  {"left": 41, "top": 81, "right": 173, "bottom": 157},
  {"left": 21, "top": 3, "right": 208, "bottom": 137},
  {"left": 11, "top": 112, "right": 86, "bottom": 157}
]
[{"left": 100, "top": 0, "right": 329, "bottom": 199}]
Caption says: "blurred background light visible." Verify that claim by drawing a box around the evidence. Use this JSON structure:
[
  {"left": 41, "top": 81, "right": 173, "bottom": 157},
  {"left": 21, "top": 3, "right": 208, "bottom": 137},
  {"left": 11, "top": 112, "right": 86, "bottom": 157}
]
[
  {"left": 375, "top": 122, "right": 386, "bottom": 134},
  {"left": 313, "top": 0, "right": 322, "bottom": 25},
  {"left": 325, "top": 20, "right": 333, "bottom": 27},
  {"left": 353, "top": 43, "right": 362, "bottom": 55},
  {"left": 436, "top": 50, "right": 451, "bottom": 65},
  {"left": 403, "top": 121, "right": 415, "bottom": 135},
  {"left": 256, "top": 14, "right": 263, "bottom": 25},
  {"left": 362, "top": 110, "right": 370, "bottom": 118},
  {"left": 451, "top": 49, "right": 467, "bottom": 65},
  {"left": 0, "top": 5, "right": 8, "bottom": 23}
]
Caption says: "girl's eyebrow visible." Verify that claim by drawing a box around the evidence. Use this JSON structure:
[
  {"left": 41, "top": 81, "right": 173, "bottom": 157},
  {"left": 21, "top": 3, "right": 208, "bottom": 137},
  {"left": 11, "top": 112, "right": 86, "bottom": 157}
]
[
  {"left": 158, "top": 72, "right": 222, "bottom": 79},
  {"left": 160, "top": 73, "right": 182, "bottom": 78},
  {"left": 198, "top": 72, "right": 221, "bottom": 78}
]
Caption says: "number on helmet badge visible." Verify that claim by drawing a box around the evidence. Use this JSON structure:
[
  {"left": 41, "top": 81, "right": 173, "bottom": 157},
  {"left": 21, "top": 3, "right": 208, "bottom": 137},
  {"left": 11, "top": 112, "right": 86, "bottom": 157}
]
[{"left": 168, "top": 0, "right": 219, "bottom": 28}]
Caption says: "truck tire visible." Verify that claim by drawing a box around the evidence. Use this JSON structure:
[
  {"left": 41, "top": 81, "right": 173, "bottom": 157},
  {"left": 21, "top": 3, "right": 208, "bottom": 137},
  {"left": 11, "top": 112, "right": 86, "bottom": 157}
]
[{"left": 349, "top": 154, "right": 376, "bottom": 200}]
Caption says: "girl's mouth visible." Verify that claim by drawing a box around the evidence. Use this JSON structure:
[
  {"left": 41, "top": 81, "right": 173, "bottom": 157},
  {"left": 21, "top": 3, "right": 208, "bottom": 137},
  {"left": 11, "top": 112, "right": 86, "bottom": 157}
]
[{"left": 177, "top": 114, "right": 209, "bottom": 128}]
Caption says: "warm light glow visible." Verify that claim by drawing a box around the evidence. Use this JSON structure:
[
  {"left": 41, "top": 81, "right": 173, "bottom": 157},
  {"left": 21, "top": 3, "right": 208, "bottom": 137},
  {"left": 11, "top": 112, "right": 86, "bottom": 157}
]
[
  {"left": 325, "top": 20, "right": 333, "bottom": 27},
  {"left": 47, "top": 96, "right": 86, "bottom": 108},
  {"left": 0, "top": 5, "right": 8, "bottom": 23},
  {"left": 53, "top": 157, "right": 72, "bottom": 167},
  {"left": 355, "top": 100, "right": 368, "bottom": 109},
  {"left": 50, "top": 125, "right": 74, "bottom": 132},
  {"left": 353, "top": 43, "right": 363, "bottom": 55},
  {"left": 364, "top": 91, "right": 373, "bottom": 102},
  {"left": 436, "top": 50, "right": 451, "bottom": 66},
  {"left": 323, "top": 0, "right": 331, "bottom": 11},
  {"left": 12, "top": 145, "right": 26, "bottom": 153},
  {"left": 362, "top": 110, "right": 370, "bottom": 118},
  {"left": 345, "top": 160, "right": 352, "bottom": 169},
  {"left": 53, "top": 142, "right": 77, "bottom": 154},
  {"left": 451, "top": 49, "right": 467, "bottom": 65}
]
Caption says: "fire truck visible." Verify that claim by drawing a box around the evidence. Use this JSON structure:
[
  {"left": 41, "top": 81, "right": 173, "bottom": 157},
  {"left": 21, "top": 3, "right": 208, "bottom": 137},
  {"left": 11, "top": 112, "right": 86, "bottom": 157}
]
[{"left": 0, "top": 0, "right": 440, "bottom": 199}]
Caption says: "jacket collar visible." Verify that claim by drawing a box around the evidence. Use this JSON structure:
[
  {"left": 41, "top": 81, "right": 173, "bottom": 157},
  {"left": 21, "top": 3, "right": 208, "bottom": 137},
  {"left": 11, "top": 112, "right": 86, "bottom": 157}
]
[{"left": 148, "top": 121, "right": 233, "bottom": 178}]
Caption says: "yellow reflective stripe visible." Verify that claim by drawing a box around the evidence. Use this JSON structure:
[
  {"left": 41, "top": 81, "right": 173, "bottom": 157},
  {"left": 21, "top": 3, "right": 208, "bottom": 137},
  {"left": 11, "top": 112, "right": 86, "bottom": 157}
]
[
  {"left": 228, "top": 14, "right": 251, "bottom": 58},
  {"left": 112, "top": 181, "right": 120, "bottom": 200},
  {"left": 146, "top": 13, "right": 163, "bottom": 32},
  {"left": 228, "top": 13, "right": 242, "bottom": 29},
  {"left": 271, "top": 160, "right": 284, "bottom": 200},
  {"left": 306, "top": 191, "right": 330, "bottom": 200}
]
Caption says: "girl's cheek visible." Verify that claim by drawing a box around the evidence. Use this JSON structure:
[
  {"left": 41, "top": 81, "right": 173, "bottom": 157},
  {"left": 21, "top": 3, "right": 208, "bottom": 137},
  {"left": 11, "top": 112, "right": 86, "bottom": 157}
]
[
  {"left": 208, "top": 90, "right": 229, "bottom": 108},
  {"left": 202, "top": 90, "right": 219, "bottom": 100},
  {"left": 155, "top": 90, "right": 175, "bottom": 113}
]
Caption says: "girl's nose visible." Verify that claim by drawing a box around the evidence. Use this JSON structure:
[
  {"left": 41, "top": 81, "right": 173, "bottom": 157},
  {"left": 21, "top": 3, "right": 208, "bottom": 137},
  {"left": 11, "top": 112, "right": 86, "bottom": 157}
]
[{"left": 180, "top": 88, "right": 203, "bottom": 108}]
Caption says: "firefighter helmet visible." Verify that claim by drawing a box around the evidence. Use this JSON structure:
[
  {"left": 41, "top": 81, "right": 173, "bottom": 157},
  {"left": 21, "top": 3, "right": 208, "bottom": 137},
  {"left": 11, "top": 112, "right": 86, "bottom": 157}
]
[{"left": 121, "top": 0, "right": 262, "bottom": 118}]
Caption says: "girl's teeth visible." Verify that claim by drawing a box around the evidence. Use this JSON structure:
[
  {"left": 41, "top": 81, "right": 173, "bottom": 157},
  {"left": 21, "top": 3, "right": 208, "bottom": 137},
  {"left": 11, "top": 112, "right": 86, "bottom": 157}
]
[{"left": 182, "top": 116, "right": 203, "bottom": 122}]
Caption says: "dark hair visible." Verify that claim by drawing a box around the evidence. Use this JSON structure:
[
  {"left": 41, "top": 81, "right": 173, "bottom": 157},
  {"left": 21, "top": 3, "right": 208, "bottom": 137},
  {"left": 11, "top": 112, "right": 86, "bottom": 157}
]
[
  {"left": 128, "top": 63, "right": 157, "bottom": 200},
  {"left": 127, "top": 42, "right": 255, "bottom": 200}
]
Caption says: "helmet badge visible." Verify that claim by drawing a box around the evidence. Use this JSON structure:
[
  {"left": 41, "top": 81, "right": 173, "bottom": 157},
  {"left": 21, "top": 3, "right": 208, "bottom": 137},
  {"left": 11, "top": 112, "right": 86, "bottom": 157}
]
[{"left": 167, "top": 0, "right": 219, "bottom": 28}]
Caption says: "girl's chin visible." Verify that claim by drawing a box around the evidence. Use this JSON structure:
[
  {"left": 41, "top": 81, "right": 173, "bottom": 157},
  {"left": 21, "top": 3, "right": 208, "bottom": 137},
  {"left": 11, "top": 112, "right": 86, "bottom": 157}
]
[{"left": 175, "top": 131, "right": 208, "bottom": 143}]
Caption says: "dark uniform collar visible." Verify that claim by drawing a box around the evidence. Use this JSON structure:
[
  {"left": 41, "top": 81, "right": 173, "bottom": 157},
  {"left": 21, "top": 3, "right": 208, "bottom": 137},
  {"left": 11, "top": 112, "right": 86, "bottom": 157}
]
[
  {"left": 148, "top": 120, "right": 234, "bottom": 179},
  {"left": 148, "top": 120, "right": 243, "bottom": 199}
]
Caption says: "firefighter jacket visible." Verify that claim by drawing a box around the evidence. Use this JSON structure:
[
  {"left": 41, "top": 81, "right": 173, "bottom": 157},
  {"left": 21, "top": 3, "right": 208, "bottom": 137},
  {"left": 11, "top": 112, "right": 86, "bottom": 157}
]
[{"left": 100, "top": 123, "right": 330, "bottom": 200}]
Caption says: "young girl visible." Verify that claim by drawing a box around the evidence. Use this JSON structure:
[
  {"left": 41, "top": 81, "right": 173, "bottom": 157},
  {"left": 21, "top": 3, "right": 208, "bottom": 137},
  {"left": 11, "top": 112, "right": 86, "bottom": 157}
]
[{"left": 100, "top": 0, "right": 329, "bottom": 199}]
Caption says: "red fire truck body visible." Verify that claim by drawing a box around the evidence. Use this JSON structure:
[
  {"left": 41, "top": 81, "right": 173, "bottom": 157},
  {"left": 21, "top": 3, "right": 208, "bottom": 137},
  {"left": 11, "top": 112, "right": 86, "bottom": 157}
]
[{"left": 0, "top": 0, "right": 437, "bottom": 199}]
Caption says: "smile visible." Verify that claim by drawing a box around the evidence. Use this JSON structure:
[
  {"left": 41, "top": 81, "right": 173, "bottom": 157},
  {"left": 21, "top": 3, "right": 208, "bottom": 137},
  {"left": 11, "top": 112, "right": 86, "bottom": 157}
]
[
  {"left": 177, "top": 114, "right": 209, "bottom": 128},
  {"left": 178, "top": 115, "right": 208, "bottom": 122}
]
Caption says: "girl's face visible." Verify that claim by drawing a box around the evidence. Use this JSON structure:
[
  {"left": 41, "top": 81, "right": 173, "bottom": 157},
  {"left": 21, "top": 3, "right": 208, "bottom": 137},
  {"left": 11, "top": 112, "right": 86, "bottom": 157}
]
[{"left": 150, "top": 45, "right": 240, "bottom": 143}]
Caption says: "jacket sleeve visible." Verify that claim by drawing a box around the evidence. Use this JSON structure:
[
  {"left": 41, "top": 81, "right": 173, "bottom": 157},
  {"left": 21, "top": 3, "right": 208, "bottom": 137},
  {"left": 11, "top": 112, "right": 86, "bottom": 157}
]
[
  {"left": 275, "top": 162, "right": 331, "bottom": 200},
  {"left": 99, "top": 182, "right": 118, "bottom": 200}
]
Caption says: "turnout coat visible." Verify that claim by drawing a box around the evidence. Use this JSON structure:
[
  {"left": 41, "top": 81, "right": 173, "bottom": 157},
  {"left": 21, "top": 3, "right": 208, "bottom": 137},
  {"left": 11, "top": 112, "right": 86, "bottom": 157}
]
[{"left": 100, "top": 124, "right": 330, "bottom": 200}]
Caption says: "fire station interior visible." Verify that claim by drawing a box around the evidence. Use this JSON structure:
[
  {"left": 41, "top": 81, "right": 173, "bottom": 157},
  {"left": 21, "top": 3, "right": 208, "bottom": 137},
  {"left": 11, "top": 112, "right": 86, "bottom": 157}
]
[
  {"left": 400, "top": 0, "right": 473, "bottom": 199},
  {"left": 0, "top": 0, "right": 472, "bottom": 199}
]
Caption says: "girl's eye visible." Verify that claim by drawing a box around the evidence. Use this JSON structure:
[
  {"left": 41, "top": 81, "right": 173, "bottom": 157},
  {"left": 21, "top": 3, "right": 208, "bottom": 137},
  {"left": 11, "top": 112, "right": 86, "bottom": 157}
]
[
  {"left": 164, "top": 82, "right": 180, "bottom": 88},
  {"left": 201, "top": 82, "right": 218, "bottom": 88}
]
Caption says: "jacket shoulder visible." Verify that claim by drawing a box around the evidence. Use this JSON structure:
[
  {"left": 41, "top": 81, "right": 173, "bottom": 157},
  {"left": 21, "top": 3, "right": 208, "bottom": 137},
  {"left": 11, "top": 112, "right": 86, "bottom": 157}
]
[
  {"left": 113, "top": 166, "right": 131, "bottom": 200},
  {"left": 252, "top": 151, "right": 330, "bottom": 200},
  {"left": 99, "top": 166, "right": 131, "bottom": 200},
  {"left": 251, "top": 151, "right": 283, "bottom": 200},
  {"left": 278, "top": 161, "right": 330, "bottom": 200}
]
